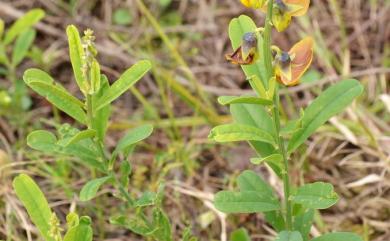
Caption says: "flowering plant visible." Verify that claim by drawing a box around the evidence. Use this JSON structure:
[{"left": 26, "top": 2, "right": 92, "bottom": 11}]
[{"left": 209, "top": 1, "right": 364, "bottom": 240}]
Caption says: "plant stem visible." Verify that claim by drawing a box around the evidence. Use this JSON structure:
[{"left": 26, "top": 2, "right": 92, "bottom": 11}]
[
  {"left": 86, "top": 94, "right": 93, "bottom": 128},
  {"left": 262, "top": 0, "right": 293, "bottom": 230}
]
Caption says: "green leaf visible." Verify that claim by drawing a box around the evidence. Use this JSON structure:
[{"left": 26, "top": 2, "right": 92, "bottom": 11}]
[
  {"left": 209, "top": 123, "right": 275, "bottom": 145},
  {"left": 288, "top": 79, "right": 363, "bottom": 152},
  {"left": 214, "top": 191, "right": 279, "bottom": 213},
  {"left": 119, "top": 160, "right": 132, "bottom": 187},
  {"left": 27, "top": 130, "right": 57, "bottom": 152},
  {"left": 89, "top": 59, "right": 101, "bottom": 94},
  {"left": 95, "top": 60, "right": 152, "bottom": 111},
  {"left": 265, "top": 211, "right": 285, "bottom": 232},
  {"left": 66, "top": 25, "right": 87, "bottom": 93},
  {"left": 218, "top": 96, "right": 272, "bottom": 106},
  {"left": 24, "top": 68, "right": 86, "bottom": 124},
  {"left": 61, "top": 129, "right": 96, "bottom": 147},
  {"left": 151, "top": 208, "right": 173, "bottom": 241},
  {"left": 92, "top": 75, "right": 111, "bottom": 141},
  {"left": 79, "top": 176, "right": 112, "bottom": 201},
  {"left": 230, "top": 104, "right": 276, "bottom": 157},
  {"left": 237, "top": 170, "right": 274, "bottom": 196},
  {"left": 292, "top": 182, "right": 339, "bottom": 209},
  {"left": 3, "top": 9, "right": 45, "bottom": 45},
  {"left": 12, "top": 28, "right": 36, "bottom": 66},
  {"left": 275, "top": 231, "right": 303, "bottom": 241},
  {"left": 134, "top": 192, "right": 157, "bottom": 207},
  {"left": 13, "top": 174, "right": 55, "bottom": 241},
  {"left": 228, "top": 15, "right": 267, "bottom": 87},
  {"left": 310, "top": 232, "right": 363, "bottom": 241},
  {"left": 63, "top": 216, "right": 93, "bottom": 241},
  {"left": 293, "top": 209, "right": 314, "bottom": 241},
  {"left": 114, "top": 124, "right": 153, "bottom": 154},
  {"left": 28, "top": 81, "right": 86, "bottom": 124},
  {"left": 250, "top": 153, "right": 283, "bottom": 165},
  {"left": 231, "top": 228, "right": 251, "bottom": 241}
]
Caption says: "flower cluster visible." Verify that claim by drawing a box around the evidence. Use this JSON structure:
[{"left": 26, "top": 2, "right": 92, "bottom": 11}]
[{"left": 227, "top": 0, "right": 313, "bottom": 86}]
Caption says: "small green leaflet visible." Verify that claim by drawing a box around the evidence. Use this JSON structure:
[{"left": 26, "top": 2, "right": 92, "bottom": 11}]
[
  {"left": 292, "top": 182, "right": 339, "bottom": 209},
  {"left": 66, "top": 25, "right": 87, "bottom": 93},
  {"left": 3, "top": 8, "right": 45, "bottom": 45},
  {"left": 13, "top": 174, "right": 55, "bottom": 241},
  {"left": 12, "top": 28, "right": 36, "bottom": 66},
  {"left": 214, "top": 191, "right": 279, "bottom": 213},
  {"left": 310, "top": 232, "right": 363, "bottom": 241},
  {"left": 218, "top": 96, "right": 272, "bottom": 106},
  {"left": 79, "top": 176, "right": 112, "bottom": 201},
  {"left": 230, "top": 104, "right": 276, "bottom": 158},
  {"left": 95, "top": 60, "right": 152, "bottom": 111},
  {"left": 63, "top": 216, "right": 93, "bottom": 241},
  {"left": 250, "top": 153, "right": 283, "bottom": 165},
  {"left": 288, "top": 79, "right": 363, "bottom": 153},
  {"left": 293, "top": 209, "right": 314, "bottom": 241},
  {"left": 209, "top": 123, "right": 276, "bottom": 145},
  {"left": 275, "top": 231, "right": 303, "bottom": 241},
  {"left": 228, "top": 15, "right": 267, "bottom": 88},
  {"left": 114, "top": 124, "right": 154, "bottom": 154},
  {"left": 23, "top": 68, "right": 86, "bottom": 124},
  {"left": 27, "top": 130, "right": 57, "bottom": 152},
  {"left": 237, "top": 170, "right": 274, "bottom": 196},
  {"left": 60, "top": 129, "right": 96, "bottom": 147}
]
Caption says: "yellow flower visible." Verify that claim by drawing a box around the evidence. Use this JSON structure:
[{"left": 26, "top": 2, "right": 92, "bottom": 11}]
[
  {"left": 226, "top": 32, "right": 259, "bottom": 65},
  {"left": 263, "top": 0, "right": 310, "bottom": 32},
  {"left": 240, "top": 0, "right": 266, "bottom": 9},
  {"left": 274, "top": 37, "right": 313, "bottom": 86}
]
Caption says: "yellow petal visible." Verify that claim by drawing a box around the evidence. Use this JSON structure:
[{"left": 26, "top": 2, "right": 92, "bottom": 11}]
[
  {"left": 272, "top": 10, "right": 292, "bottom": 32},
  {"left": 240, "top": 0, "right": 265, "bottom": 8}
]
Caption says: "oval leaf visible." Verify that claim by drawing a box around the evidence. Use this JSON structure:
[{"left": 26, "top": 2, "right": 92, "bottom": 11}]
[
  {"left": 209, "top": 123, "right": 275, "bottom": 145},
  {"left": 214, "top": 191, "right": 279, "bottom": 213},
  {"left": 114, "top": 124, "right": 154, "bottom": 154},
  {"left": 27, "top": 130, "right": 57, "bottom": 152},
  {"left": 79, "top": 176, "right": 112, "bottom": 201},
  {"left": 310, "top": 232, "right": 363, "bottom": 241},
  {"left": 218, "top": 96, "right": 272, "bottom": 106},
  {"left": 288, "top": 79, "right": 363, "bottom": 153},
  {"left": 292, "top": 182, "right": 339, "bottom": 209},
  {"left": 25, "top": 80, "right": 86, "bottom": 124},
  {"left": 62, "top": 129, "right": 96, "bottom": 147},
  {"left": 275, "top": 231, "right": 303, "bottom": 241},
  {"left": 95, "top": 60, "right": 152, "bottom": 111},
  {"left": 4, "top": 9, "right": 45, "bottom": 45},
  {"left": 12, "top": 28, "right": 36, "bottom": 66},
  {"left": 13, "top": 174, "right": 55, "bottom": 241},
  {"left": 237, "top": 170, "right": 274, "bottom": 196},
  {"left": 64, "top": 217, "right": 93, "bottom": 241},
  {"left": 230, "top": 104, "right": 276, "bottom": 157},
  {"left": 66, "top": 25, "right": 86, "bottom": 92}
]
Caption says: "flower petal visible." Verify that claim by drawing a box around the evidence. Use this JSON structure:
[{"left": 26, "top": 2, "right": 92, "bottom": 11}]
[
  {"left": 279, "top": 37, "right": 313, "bottom": 85},
  {"left": 285, "top": 0, "right": 310, "bottom": 16}
]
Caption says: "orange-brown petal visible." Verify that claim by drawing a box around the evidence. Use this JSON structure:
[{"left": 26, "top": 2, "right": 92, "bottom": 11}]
[
  {"left": 225, "top": 46, "right": 255, "bottom": 65},
  {"left": 284, "top": 0, "right": 310, "bottom": 16},
  {"left": 279, "top": 37, "right": 313, "bottom": 85}
]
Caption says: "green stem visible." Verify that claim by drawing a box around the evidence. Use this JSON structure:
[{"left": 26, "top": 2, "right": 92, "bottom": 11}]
[
  {"left": 262, "top": 0, "right": 293, "bottom": 230},
  {"left": 86, "top": 94, "right": 93, "bottom": 128}
]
